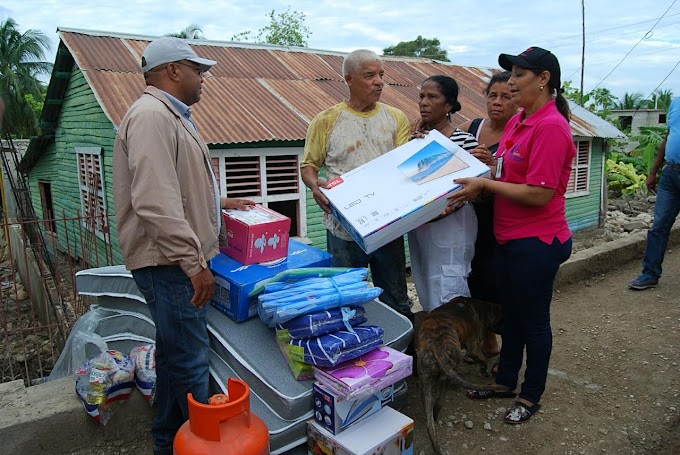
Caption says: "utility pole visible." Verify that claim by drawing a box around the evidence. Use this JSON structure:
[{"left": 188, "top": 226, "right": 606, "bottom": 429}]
[{"left": 580, "top": 0, "right": 586, "bottom": 106}]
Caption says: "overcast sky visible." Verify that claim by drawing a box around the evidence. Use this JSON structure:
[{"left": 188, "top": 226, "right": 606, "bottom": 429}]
[{"left": 2, "top": 0, "right": 679, "bottom": 102}]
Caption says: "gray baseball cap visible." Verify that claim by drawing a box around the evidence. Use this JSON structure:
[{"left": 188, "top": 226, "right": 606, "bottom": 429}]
[{"left": 141, "top": 37, "right": 217, "bottom": 73}]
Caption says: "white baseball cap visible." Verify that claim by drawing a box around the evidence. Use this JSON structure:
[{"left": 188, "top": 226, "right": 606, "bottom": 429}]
[{"left": 141, "top": 37, "right": 217, "bottom": 73}]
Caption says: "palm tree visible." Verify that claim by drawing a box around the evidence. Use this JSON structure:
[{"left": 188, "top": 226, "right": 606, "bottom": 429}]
[
  {"left": 615, "top": 92, "right": 646, "bottom": 110},
  {"left": 165, "top": 24, "right": 205, "bottom": 40},
  {"left": 0, "top": 18, "right": 52, "bottom": 137},
  {"left": 650, "top": 88, "right": 674, "bottom": 112}
]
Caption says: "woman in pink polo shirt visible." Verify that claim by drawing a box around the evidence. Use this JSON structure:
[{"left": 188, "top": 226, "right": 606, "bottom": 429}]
[{"left": 449, "top": 46, "right": 575, "bottom": 424}]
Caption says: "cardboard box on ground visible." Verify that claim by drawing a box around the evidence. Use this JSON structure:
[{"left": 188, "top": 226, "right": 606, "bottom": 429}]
[
  {"left": 321, "top": 129, "right": 490, "bottom": 254},
  {"left": 307, "top": 406, "right": 415, "bottom": 455}
]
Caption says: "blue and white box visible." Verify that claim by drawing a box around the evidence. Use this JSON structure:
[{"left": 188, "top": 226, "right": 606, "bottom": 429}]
[
  {"left": 313, "top": 381, "right": 394, "bottom": 435},
  {"left": 210, "top": 239, "right": 332, "bottom": 322},
  {"left": 320, "top": 129, "right": 490, "bottom": 254}
]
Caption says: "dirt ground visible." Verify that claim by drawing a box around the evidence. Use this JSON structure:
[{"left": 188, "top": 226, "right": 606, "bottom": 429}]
[
  {"left": 66, "top": 243, "right": 679, "bottom": 455},
  {"left": 403, "top": 248, "right": 680, "bottom": 455},
  {"left": 57, "top": 194, "right": 679, "bottom": 455}
]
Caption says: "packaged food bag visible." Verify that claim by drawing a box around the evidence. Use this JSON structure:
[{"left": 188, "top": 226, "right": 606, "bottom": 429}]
[
  {"left": 130, "top": 344, "right": 156, "bottom": 404},
  {"left": 75, "top": 350, "right": 135, "bottom": 425}
]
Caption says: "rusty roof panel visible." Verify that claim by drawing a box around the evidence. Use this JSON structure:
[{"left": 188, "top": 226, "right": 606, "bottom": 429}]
[
  {"left": 123, "top": 39, "right": 148, "bottom": 61},
  {"left": 54, "top": 29, "right": 623, "bottom": 147},
  {"left": 192, "top": 78, "right": 274, "bottom": 143},
  {"left": 382, "top": 60, "right": 428, "bottom": 86},
  {"left": 197, "top": 78, "right": 309, "bottom": 143},
  {"left": 61, "top": 33, "right": 141, "bottom": 72},
  {"left": 318, "top": 54, "right": 344, "bottom": 78},
  {"left": 270, "top": 50, "right": 342, "bottom": 81},
  {"left": 198, "top": 47, "right": 298, "bottom": 80},
  {"left": 86, "top": 71, "right": 146, "bottom": 125},
  {"left": 262, "top": 79, "right": 342, "bottom": 122}
]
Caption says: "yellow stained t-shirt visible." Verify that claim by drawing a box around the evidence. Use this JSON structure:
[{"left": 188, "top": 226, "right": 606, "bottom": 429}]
[{"left": 301, "top": 101, "right": 411, "bottom": 240}]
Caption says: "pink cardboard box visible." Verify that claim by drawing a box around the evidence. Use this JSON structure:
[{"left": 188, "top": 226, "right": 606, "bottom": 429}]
[
  {"left": 313, "top": 346, "right": 412, "bottom": 400},
  {"left": 221, "top": 205, "right": 291, "bottom": 265}
]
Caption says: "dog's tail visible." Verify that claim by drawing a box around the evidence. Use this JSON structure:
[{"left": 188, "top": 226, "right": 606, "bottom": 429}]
[{"left": 442, "top": 364, "right": 510, "bottom": 391}]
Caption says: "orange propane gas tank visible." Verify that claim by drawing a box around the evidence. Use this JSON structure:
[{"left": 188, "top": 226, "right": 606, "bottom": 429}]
[{"left": 174, "top": 378, "right": 270, "bottom": 455}]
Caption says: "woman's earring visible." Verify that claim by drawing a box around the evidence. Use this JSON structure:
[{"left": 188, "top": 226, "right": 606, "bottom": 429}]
[{"left": 540, "top": 86, "right": 544, "bottom": 91}]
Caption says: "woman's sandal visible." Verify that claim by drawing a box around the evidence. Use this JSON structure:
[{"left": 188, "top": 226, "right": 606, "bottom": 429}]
[
  {"left": 504, "top": 401, "right": 542, "bottom": 424},
  {"left": 467, "top": 389, "right": 516, "bottom": 400}
]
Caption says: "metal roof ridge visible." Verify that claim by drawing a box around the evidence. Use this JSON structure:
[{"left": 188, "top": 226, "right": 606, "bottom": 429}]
[{"left": 56, "top": 27, "right": 352, "bottom": 56}]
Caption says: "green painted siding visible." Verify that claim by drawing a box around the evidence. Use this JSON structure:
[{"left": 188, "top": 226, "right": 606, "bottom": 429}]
[
  {"left": 28, "top": 67, "right": 122, "bottom": 266},
  {"left": 566, "top": 138, "right": 604, "bottom": 232}
]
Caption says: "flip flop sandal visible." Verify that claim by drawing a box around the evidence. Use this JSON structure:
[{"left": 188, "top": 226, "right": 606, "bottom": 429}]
[
  {"left": 467, "top": 389, "right": 516, "bottom": 400},
  {"left": 504, "top": 401, "right": 542, "bottom": 424}
]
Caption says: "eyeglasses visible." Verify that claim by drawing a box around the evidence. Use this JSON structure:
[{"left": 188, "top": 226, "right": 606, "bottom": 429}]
[{"left": 173, "top": 61, "right": 204, "bottom": 76}]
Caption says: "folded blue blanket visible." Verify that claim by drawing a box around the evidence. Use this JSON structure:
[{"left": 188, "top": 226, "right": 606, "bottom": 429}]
[
  {"left": 276, "top": 306, "right": 366, "bottom": 339},
  {"left": 288, "top": 325, "right": 384, "bottom": 367}
]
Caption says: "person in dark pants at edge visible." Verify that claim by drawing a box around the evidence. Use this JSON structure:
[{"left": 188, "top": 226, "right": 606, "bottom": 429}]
[
  {"left": 113, "top": 37, "right": 253, "bottom": 455},
  {"left": 300, "top": 49, "right": 413, "bottom": 322},
  {"left": 629, "top": 96, "right": 680, "bottom": 290},
  {"left": 450, "top": 46, "right": 574, "bottom": 424},
  {"left": 458, "top": 70, "right": 517, "bottom": 363}
]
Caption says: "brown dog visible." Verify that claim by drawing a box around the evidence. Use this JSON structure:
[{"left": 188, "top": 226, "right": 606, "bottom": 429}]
[{"left": 416, "top": 296, "right": 509, "bottom": 455}]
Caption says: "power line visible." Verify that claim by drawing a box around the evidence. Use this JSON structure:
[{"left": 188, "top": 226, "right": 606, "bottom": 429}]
[
  {"left": 557, "top": 12, "right": 680, "bottom": 42},
  {"left": 645, "top": 59, "right": 680, "bottom": 98},
  {"left": 592, "top": 0, "right": 678, "bottom": 90}
]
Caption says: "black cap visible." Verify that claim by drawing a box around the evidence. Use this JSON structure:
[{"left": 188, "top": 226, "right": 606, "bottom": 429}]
[{"left": 498, "top": 46, "right": 561, "bottom": 90}]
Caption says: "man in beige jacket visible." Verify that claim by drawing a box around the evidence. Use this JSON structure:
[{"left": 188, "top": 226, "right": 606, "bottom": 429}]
[{"left": 113, "top": 37, "right": 252, "bottom": 455}]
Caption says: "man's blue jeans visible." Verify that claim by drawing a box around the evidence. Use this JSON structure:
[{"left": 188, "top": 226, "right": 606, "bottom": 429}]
[
  {"left": 131, "top": 265, "right": 210, "bottom": 455},
  {"left": 642, "top": 166, "right": 680, "bottom": 278},
  {"left": 493, "top": 236, "right": 572, "bottom": 405},
  {"left": 326, "top": 232, "right": 412, "bottom": 317}
]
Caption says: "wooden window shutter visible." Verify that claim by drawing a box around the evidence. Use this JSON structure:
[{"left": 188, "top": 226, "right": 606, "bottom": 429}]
[
  {"left": 266, "top": 155, "right": 299, "bottom": 195},
  {"left": 567, "top": 140, "right": 590, "bottom": 194},
  {"left": 224, "top": 155, "right": 261, "bottom": 197}
]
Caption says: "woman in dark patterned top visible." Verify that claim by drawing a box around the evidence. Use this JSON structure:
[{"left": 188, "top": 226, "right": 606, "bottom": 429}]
[
  {"left": 458, "top": 71, "right": 518, "bottom": 357},
  {"left": 408, "top": 75, "right": 487, "bottom": 312}
]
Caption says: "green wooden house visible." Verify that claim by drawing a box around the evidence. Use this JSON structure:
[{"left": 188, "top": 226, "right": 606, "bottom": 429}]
[{"left": 22, "top": 28, "right": 623, "bottom": 266}]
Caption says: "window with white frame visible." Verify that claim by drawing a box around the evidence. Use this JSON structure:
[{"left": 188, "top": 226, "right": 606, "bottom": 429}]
[
  {"left": 212, "top": 148, "right": 306, "bottom": 238},
  {"left": 566, "top": 139, "right": 590, "bottom": 196},
  {"left": 75, "top": 146, "right": 109, "bottom": 241}
]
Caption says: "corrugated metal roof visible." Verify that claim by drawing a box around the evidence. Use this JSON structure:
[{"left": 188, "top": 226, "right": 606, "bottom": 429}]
[
  {"left": 569, "top": 101, "right": 625, "bottom": 138},
  {"left": 51, "top": 28, "right": 623, "bottom": 146}
]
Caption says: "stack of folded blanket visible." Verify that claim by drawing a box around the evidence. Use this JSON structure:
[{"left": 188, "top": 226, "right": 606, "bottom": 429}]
[{"left": 255, "top": 268, "right": 385, "bottom": 379}]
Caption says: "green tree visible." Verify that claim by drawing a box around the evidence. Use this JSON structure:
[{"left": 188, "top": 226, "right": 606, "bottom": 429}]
[
  {"left": 383, "top": 36, "right": 449, "bottom": 61},
  {"left": 649, "top": 88, "right": 674, "bottom": 112},
  {"left": 231, "top": 7, "right": 311, "bottom": 47},
  {"left": 0, "top": 18, "right": 53, "bottom": 137},
  {"left": 165, "top": 23, "right": 205, "bottom": 40},
  {"left": 616, "top": 92, "right": 646, "bottom": 110}
]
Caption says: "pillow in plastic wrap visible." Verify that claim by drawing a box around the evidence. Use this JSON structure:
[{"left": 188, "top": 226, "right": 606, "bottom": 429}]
[
  {"left": 288, "top": 325, "right": 383, "bottom": 367},
  {"left": 275, "top": 306, "right": 366, "bottom": 339}
]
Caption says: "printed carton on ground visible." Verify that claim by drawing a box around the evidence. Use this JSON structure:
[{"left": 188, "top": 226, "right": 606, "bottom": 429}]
[{"left": 307, "top": 406, "right": 414, "bottom": 455}]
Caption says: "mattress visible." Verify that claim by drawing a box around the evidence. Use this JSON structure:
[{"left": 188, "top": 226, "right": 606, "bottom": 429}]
[
  {"left": 75, "top": 265, "right": 144, "bottom": 301},
  {"left": 206, "top": 300, "right": 412, "bottom": 421}
]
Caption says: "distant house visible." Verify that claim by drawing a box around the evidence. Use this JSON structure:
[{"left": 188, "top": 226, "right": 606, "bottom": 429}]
[
  {"left": 22, "top": 28, "right": 624, "bottom": 265},
  {"left": 610, "top": 108, "right": 667, "bottom": 135}
]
